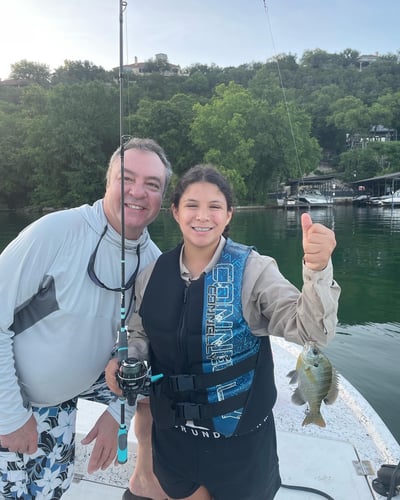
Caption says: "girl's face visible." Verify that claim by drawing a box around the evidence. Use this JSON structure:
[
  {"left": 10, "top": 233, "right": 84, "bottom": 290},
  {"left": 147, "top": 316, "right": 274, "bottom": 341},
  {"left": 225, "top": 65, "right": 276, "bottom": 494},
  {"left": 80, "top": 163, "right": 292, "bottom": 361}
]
[{"left": 172, "top": 181, "right": 233, "bottom": 250}]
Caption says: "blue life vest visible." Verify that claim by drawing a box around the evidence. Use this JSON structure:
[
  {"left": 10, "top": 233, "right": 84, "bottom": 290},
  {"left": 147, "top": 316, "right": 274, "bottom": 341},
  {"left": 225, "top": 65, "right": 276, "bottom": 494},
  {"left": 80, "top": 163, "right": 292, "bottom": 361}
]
[{"left": 140, "top": 239, "right": 277, "bottom": 437}]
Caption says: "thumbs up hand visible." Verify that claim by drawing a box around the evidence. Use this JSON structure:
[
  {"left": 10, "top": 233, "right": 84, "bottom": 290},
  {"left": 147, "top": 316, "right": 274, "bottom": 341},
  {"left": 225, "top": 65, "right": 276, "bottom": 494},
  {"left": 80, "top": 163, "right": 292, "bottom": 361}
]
[{"left": 301, "top": 213, "right": 336, "bottom": 271}]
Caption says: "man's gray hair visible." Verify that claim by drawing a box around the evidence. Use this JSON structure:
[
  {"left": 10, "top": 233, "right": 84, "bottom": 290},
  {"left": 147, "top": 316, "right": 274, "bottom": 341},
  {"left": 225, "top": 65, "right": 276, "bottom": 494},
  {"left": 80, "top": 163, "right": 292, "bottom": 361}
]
[{"left": 106, "top": 137, "right": 173, "bottom": 195}]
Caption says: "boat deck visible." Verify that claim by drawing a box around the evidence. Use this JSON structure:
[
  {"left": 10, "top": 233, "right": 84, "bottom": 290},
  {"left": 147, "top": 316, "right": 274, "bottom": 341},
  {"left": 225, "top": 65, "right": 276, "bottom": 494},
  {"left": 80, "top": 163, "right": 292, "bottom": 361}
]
[
  {"left": 64, "top": 338, "right": 400, "bottom": 499},
  {"left": 64, "top": 431, "right": 377, "bottom": 500}
]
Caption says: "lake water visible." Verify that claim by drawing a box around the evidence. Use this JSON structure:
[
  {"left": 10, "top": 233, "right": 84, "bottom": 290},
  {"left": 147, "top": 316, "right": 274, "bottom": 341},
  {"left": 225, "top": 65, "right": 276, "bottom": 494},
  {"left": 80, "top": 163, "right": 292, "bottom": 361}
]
[{"left": 1, "top": 204, "right": 399, "bottom": 444}]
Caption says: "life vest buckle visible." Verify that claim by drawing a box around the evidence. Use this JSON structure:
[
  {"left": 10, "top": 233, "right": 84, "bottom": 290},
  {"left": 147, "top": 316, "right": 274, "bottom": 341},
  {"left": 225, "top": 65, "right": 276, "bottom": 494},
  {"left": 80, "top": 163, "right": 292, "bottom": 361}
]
[
  {"left": 175, "top": 402, "right": 204, "bottom": 420},
  {"left": 169, "top": 374, "right": 197, "bottom": 392}
]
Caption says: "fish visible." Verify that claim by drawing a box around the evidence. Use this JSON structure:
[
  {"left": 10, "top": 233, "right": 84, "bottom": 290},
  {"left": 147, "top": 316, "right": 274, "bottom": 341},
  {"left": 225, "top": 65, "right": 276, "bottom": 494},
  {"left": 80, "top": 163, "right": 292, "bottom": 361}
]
[{"left": 287, "top": 341, "right": 339, "bottom": 427}]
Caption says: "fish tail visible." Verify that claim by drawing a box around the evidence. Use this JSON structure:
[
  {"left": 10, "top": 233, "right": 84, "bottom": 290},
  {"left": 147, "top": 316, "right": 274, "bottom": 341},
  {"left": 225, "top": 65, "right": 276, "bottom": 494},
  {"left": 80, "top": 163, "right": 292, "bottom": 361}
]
[{"left": 302, "top": 412, "right": 326, "bottom": 428}]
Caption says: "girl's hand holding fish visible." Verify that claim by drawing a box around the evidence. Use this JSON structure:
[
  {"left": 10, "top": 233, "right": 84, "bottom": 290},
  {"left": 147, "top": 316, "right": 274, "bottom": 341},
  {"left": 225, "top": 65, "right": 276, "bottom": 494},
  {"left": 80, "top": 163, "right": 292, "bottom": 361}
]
[{"left": 301, "top": 213, "right": 336, "bottom": 271}]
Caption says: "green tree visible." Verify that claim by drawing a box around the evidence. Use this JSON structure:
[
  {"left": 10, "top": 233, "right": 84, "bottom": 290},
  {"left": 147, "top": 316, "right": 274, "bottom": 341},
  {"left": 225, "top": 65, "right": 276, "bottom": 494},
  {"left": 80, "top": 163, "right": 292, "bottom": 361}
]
[
  {"left": 181, "top": 70, "right": 210, "bottom": 96},
  {"left": 304, "top": 84, "right": 345, "bottom": 153},
  {"left": 3, "top": 49, "right": 400, "bottom": 207},
  {"left": 300, "top": 49, "right": 342, "bottom": 70},
  {"left": 128, "top": 93, "right": 202, "bottom": 180},
  {"left": 0, "top": 108, "right": 33, "bottom": 208},
  {"left": 248, "top": 99, "right": 321, "bottom": 201},
  {"left": 52, "top": 60, "right": 113, "bottom": 84},
  {"left": 248, "top": 65, "right": 285, "bottom": 104},
  {"left": 375, "top": 91, "right": 400, "bottom": 132},
  {"left": 191, "top": 82, "right": 256, "bottom": 201},
  {"left": 0, "top": 84, "right": 49, "bottom": 208},
  {"left": 191, "top": 81, "right": 321, "bottom": 203},
  {"left": 339, "top": 141, "right": 400, "bottom": 182},
  {"left": 25, "top": 82, "right": 119, "bottom": 208},
  {"left": 339, "top": 48, "right": 360, "bottom": 67},
  {"left": 327, "top": 96, "right": 371, "bottom": 136},
  {"left": 10, "top": 60, "right": 51, "bottom": 86}
]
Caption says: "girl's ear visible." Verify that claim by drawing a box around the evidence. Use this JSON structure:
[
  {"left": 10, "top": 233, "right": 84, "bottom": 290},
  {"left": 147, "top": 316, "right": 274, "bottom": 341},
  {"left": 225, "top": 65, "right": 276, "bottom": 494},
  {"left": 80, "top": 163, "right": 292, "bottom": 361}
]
[{"left": 226, "top": 208, "right": 233, "bottom": 226}]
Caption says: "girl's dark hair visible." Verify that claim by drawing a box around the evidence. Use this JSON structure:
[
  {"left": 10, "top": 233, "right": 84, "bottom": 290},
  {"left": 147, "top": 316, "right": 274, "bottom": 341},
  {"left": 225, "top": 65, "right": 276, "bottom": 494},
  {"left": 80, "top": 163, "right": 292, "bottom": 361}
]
[
  {"left": 171, "top": 164, "right": 233, "bottom": 209},
  {"left": 171, "top": 164, "right": 233, "bottom": 236}
]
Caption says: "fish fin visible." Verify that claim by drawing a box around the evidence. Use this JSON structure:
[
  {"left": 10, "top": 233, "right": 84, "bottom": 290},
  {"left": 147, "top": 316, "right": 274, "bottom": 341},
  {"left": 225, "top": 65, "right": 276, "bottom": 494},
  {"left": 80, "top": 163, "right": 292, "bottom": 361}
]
[
  {"left": 324, "top": 370, "right": 340, "bottom": 405},
  {"left": 287, "top": 369, "right": 298, "bottom": 384},
  {"left": 291, "top": 388, "right": 306, "bottom": 406},
  {"left": 302, "top": 412, "right": 326, "bottom": 428}
]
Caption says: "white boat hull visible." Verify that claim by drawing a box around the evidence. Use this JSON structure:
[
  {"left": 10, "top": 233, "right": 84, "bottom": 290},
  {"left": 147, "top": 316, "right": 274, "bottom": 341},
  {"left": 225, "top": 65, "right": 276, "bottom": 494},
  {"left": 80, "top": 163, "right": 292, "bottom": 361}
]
[{"left": 370, "top": 189, "right": 400, "bottom": 206}]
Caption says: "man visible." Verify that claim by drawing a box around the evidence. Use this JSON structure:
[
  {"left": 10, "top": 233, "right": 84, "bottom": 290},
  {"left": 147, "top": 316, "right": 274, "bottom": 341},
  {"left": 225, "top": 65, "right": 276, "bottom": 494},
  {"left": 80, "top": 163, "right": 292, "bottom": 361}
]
[{"left": 0, "top": 138, "right": 169, "bottom": 499}]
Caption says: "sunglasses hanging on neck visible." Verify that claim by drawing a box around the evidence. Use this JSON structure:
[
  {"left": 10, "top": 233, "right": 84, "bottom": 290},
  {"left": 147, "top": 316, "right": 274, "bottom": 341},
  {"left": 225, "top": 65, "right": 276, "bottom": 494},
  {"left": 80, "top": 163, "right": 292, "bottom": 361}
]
[{"left": 87, "top": 225, "right": 141, "bottom": 292}]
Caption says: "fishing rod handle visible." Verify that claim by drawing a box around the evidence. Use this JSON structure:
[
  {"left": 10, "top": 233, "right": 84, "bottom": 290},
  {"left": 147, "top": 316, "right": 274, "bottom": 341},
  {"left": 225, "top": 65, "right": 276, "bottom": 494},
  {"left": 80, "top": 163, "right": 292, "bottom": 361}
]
[{"left": 117, "top": 424, "right": 128, "bottom": 464}]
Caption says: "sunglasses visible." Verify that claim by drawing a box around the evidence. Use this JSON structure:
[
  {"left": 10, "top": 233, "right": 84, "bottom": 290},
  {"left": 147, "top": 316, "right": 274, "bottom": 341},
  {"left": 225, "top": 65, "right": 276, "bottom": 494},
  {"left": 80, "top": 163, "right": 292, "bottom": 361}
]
[{"left": 87, "top": 225, "right": 141, "bottom": 292}]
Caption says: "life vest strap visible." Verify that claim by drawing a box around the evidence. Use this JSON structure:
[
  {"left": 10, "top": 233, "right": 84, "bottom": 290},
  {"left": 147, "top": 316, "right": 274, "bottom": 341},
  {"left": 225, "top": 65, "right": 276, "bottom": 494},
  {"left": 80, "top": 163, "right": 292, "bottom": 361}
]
[
  {"left": 168, "top": 352, "right": 258, "bottom": 392},
  {"left": 175, "top": 391, "right": 248, "bottom": 420}
]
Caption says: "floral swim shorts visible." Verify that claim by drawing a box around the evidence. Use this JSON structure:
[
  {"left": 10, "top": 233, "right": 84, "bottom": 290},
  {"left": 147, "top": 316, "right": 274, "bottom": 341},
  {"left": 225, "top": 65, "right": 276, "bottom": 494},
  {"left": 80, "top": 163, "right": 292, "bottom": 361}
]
[{"left": 0, "top": 399, "right": 77, "bottom": 499}]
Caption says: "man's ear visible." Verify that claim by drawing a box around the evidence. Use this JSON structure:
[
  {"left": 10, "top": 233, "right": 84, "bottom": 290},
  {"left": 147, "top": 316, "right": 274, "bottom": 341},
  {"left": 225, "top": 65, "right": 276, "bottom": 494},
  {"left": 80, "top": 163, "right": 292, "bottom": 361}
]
[{"left": 171, "top": 204, "right": 179, "bottom": 223}]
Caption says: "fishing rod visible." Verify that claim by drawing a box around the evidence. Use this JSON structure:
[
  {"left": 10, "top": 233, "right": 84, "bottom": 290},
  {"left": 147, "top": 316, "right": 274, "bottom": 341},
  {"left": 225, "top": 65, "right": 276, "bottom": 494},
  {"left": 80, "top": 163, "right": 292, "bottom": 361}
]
[
  {"left": 116, "top": 0, "right": 129, "bottom": 465},
  {"left": 115, "top": 0, "right": 163, "bottom": 465}
]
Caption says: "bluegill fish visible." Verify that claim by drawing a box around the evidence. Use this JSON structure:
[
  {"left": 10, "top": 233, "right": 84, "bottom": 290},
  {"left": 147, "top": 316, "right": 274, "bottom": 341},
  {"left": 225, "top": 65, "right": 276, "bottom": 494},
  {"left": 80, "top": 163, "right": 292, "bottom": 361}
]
[{"left": 287, "top": 341, "right": 339, "bottom": 427}]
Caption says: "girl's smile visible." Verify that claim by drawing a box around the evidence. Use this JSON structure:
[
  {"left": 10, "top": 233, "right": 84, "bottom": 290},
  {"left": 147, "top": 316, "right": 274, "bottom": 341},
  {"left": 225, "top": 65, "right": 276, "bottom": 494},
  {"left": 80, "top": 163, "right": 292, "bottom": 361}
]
[{"left": 172, "top": 181, "right": 232, "bottom": 249}]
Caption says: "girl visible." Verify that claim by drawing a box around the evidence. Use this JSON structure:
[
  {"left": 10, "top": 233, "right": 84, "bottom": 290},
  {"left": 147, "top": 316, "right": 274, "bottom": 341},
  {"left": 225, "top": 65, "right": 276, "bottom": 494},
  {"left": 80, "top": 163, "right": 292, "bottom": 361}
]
[{"left": 106, "top": 164, "right": 340, "bottom": 500}]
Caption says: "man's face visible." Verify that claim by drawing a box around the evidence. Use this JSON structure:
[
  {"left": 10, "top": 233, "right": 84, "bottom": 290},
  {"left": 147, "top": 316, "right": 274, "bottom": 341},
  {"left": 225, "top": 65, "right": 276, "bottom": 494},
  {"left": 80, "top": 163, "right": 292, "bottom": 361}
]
[{"left": 103, "top": 148, "right": 166, "bottom": 240}]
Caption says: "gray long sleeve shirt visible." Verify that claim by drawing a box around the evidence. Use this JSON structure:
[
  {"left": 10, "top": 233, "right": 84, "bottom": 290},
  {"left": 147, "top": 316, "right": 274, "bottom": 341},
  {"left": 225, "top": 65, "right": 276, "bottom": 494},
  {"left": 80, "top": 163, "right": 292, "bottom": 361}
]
[{"left": 0, "top": 200, "right": 161, "bottom": 434}]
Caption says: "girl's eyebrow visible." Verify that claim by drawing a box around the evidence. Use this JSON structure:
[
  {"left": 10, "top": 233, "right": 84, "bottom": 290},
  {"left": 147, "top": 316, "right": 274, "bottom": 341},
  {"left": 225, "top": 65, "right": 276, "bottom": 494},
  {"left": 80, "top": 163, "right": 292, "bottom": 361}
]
[{"left": 183, "top": 198, "right": 223, "bottom": 203}]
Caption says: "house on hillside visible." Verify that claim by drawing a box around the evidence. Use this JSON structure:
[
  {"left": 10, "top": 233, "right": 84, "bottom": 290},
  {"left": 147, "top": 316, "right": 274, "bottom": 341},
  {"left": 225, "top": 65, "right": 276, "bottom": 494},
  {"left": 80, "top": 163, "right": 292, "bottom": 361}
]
[
  {"left": 358, "top": 53, "right": 380, "bottom": 71},
  {"left": 121, "top": 53, "right": 181, "bottom": 76},
  {"left": 0, "top": 78, "right": 31, "bottom": 87},
  {"left": 346, "top": 125, "right": 398, "bottom": 149}
]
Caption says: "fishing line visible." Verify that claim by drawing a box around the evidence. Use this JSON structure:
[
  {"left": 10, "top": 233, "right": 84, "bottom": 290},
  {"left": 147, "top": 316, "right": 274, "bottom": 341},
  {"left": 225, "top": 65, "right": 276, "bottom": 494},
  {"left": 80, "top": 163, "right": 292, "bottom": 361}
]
[
  {"left": 123, "top": 3, "right": 134, "bottom": 136},
  {"left": 260, "top": 1, "right": 304, "bottom": 179},
  {"left": 260, "top": 2, "right": 335, "bottom": 230},
  {"left": 124, "top": 5, "right": 129, "bottom": 67},
  {"left": 260, "top": 5, "right": 336, "bottom": 497}
]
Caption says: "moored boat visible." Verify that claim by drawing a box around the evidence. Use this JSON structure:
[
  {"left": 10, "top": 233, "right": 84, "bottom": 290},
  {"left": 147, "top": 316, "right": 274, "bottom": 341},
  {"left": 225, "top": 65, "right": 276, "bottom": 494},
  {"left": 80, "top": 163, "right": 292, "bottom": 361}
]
[
  {"left": 278, "top": 189, "right": 334, "bottom": 209},
  {"left": 352, "top": 194, "right": 372, "bottom": 206},
  {"left": 378, "top": 190, "right": 400, "bottom": 207},
  {"left": 296, "top": 188, "right": 334, "bottom": 207},
  {"left": 368, "top": 189, "right": 400, "bottom": 207}
]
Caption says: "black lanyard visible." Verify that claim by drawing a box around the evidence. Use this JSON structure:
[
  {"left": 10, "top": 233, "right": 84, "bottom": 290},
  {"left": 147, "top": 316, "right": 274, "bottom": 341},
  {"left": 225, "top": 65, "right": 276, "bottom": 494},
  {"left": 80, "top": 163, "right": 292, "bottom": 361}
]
[{"left": 87, "top": 225, "right": 140, "bottom": 314}]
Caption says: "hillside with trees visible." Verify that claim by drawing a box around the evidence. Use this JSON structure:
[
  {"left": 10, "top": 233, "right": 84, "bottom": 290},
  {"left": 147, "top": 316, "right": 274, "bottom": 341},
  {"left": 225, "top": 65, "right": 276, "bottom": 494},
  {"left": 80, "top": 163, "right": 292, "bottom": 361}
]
[{"left": 1, "top": 49, "right": 400, "bottom": 209}]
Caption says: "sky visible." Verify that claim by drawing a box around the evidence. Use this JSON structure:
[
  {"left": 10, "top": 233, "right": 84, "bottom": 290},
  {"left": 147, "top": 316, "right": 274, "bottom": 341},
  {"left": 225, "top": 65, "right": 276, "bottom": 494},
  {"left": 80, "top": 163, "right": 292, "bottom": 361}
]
[{"left": 1, "top": 0, "right": 400, "bottom": 81}]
